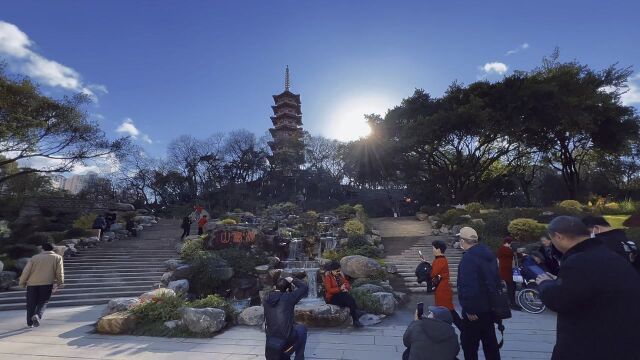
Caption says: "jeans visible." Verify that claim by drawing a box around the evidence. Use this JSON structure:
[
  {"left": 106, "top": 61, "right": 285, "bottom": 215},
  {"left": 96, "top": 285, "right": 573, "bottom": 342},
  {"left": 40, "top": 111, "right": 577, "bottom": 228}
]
[
  {"left": 288, "top": 324, "right": 307, "bottom": 360},
  {"left": 506, "top": 281, "right": 517, "bottom": 307},
  {"left": 460, "top": 312, "right": 500, "bottom": 360},
  {"left": 329, "top": 292, "right": 359, "bottom": 322},
  {"left": 198, "top": 227, "right": 203, "bottom": 235},
  {"left": 26, "top": 284, "right": 53, "bottom": 326}
]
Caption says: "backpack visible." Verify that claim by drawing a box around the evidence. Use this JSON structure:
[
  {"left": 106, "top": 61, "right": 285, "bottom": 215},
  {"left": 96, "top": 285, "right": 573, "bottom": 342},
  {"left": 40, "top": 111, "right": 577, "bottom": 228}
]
[{"left": 415, "top": 262, "right": 435, "bottom": 293}]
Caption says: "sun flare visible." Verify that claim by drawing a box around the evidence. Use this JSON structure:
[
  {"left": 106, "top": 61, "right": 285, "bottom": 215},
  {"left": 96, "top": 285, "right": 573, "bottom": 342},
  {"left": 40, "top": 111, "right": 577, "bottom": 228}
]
[{"left": 326, "top": 94, "right": 395, "bottom": 142}]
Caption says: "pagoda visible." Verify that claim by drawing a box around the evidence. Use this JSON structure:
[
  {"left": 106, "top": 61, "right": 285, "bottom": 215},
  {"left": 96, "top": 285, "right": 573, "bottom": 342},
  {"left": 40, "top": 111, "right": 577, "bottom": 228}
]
[{"left": 268, "top": 66, "right": 305, "bottom": 177}]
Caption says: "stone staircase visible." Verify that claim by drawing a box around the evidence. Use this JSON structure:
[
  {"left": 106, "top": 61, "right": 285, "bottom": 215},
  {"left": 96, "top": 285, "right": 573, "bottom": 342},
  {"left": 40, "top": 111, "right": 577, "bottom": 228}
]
[
  {"left": 384, "top": 235, "right": 464, "bottom": 294},
  {"left": 0, "top": 219, "right": 179, "bottom": 311}
]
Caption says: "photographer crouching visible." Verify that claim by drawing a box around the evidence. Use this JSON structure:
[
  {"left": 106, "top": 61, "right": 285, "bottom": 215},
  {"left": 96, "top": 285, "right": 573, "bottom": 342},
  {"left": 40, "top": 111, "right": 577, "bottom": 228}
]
[{"left": 263, "top": 275, "right": 309, "bottom": 360}]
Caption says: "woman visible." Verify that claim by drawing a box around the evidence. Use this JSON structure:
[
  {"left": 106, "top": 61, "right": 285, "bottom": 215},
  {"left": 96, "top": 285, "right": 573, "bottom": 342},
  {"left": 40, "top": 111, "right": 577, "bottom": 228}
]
[
  {"left": 430, "top": 240, "right": 460, "bottom": 329},
  {"left": 322, "top": 261, "right": 362, "bottom": 327},
  {"left": 197, "top": 215, "right": 208, "bottom": 235},
  {"left": 496, "top": 237, "right": 520, "bottom": 310}
]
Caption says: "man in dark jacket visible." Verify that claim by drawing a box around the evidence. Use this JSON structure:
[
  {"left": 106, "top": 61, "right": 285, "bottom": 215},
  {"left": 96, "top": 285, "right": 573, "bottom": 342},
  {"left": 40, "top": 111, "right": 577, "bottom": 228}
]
[
  {"left": 264, "top": 276, "right": 309, "bottom": 360},
  {"left": 456, "top": 227, "right": 501, "bottom": 360},
  {"left": 537, "top": 216, "right": 640, "bottom": 360},
  {"left": 582, "top": 215, "right": 640, "bottom": 272},
  {"left": 403, "top": 306, "right": 460, "bottom": 360}
]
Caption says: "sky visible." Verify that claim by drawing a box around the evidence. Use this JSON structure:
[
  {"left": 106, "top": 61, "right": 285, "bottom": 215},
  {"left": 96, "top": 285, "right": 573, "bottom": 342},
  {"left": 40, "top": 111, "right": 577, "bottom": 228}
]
[{"left": 2, "top": 0, "right": 640, "bottom": 172}]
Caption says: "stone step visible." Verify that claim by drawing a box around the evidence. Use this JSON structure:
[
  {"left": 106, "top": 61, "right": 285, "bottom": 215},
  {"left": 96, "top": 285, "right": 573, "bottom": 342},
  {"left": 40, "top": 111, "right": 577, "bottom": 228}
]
[
  {"left": 66, "top": 255, "right": 176, "bottom": 260},
  {"left": 0, "top": 297, "right": 117, "bottom": 311},
  {"left": 0, "top": 290, "right": 149, "bottom": 305},
  {"left": 65, "top": 273, "right": 163, "bottom": 281},
  {"left": 62, "top": 268, "right": 164, "bottom": 274},
  {"left": 9, "top": 280, "right": 157, "bottom": 290},
  {"left": 64, "top": 264, "right": 166, "bottom": 270},
  {"left": 0, "top": 286, "right": 153, "bottom": 302}
]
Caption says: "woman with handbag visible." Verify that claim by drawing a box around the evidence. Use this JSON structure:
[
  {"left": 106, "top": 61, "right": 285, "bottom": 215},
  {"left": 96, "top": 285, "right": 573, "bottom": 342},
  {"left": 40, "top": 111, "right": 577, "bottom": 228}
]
[{"left": 431, "top": 240, "right": 461, "bottom": 329}]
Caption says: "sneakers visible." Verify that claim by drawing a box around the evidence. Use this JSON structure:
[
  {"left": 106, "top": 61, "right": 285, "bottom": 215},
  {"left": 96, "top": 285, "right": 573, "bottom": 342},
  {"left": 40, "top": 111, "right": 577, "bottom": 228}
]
[{"left": 31, "top": 315, "right": 40, "bottom": 327}]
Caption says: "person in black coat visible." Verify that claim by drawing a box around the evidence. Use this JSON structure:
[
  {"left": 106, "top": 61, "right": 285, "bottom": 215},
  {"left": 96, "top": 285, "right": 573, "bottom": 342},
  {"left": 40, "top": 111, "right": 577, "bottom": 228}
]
[
  {"left": 582, "top": 215, "right": 640, "bottom": 272},
  {"left": 537, "top": 216, "right": 640, "bottom": 360},
  {"left": 403, "top": 306, "right": 460, "bottom": 360},
  {"left": 456, "top": 227, "right": 501, "bottom": 360},
  {"left": 180, "top": 216, "right": 191, "bottom": 240}
]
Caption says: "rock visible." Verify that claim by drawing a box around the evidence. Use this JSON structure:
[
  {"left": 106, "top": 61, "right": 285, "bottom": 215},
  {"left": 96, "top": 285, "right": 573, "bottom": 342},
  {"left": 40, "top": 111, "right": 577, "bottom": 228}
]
[
  {"left": 171, "top": 265, "right": 192, "bottom": 280},
  {"left": 359, "top": 313, "right": 382, "bottom": 326},
  {"left": 266, "top": 256, "right": 280, "bottom": 268},
  {"left": 255, "top": 265, "right": 269, "bottom": 274},
  {"left": 0, "top": 271, "right": 17, "bottom": 290},
  {"left": 371, "top": 292, "right": 397, "bottom": 315},
  {"left": 385, "top": 264, "right": 398, "bottom": 274},
  {"left": 371, "top": 229, "right": 381, "bottom": 236},
  {"left": 294, "top": 303, "right": 350, "bottom": 327},
  {"left": 184, "top": 235, "right": 201, "bottom": 241},
  {"left": 542, "top": 211, "right": 555, "bottom": 216},
  {"left": 355, "top": 284, "right": 385, "bottom": 294},
  {"left": 53, "top": 245, "right": 67, "bottom": 257},
  {"left": 339, "top": 238, "right": 349, "bottom": 246},
  {"left": 103, "top": 297, "right": 141, "bottom": 316},
  {"left": 140, "top": 288, "right": 176, "bottom": 302},
  {"left": 110, "top": 223, "right": 124, "bottom": 231},
  {"left": 381, "top": 284, "right": 394, "bottom": 293},
  {"left": 111, "top": 203, "right": 135, "bottom": 211},
  {"left": 179, "top": 307, "right": 226, "bottom": 334},
  {"left": 340, "top": 255, "right": 382, "bottom": 279},
  {"left": 211, "top": 267, "right": 234, "bottom": 281},
  {"left": 168, "top": 279, "right": 189, "bottom": 293},
  {"left": 238, "top": 306, "right": 264, "bottom": 326},
  {"left": 96, "top": 311, "right": 137, "bottom": 334},
  {"left": 377, "top": 244, "right": 385, "bottom": 251},
  {"left": 164, "top": 320, "right": 181, "bottom": 329},
  {"left": 451, "top": 225, "right": 464, "bottom": 236},
  {"left": 15, "top": 258, "right": 30, "bottom": 272},
  {"left": 161, "top": 272, "right": 173, "bottom": 285},
  {"left": 61, "top": 239, "right": 80, "bottom": 246},
  {"left": 471, "top": 218, "right": 485, "bottom": 226},
  {"left": 416, "top": 212, "right": 429, "bottom": 221},
  {"left": 393, "top": 291, "right": 408, "bottom": 304},
  {"left": 164, "top": 259, "right": 185, "bottom": 271},
  {"left": 103, "top": 231, "right": 116, "bottom": 239},
  {"left": 431, "top": 229, "right": 441, "bottom": 236}
]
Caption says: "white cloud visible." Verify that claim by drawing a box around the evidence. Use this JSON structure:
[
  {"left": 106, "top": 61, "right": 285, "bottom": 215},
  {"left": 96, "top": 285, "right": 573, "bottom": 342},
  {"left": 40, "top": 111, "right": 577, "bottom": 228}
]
[
  {"left": 481, "top": 62, "right": 508, "bottom": 75},
  {"left": 116, "top": 118, "right": 152, "bottom": 144},
  {"left": 621, "top": 75, "right": 640, "bottom": 105},
  {"left": 12, "top": 153, "right": 120, "bottom": 175},
  {"left": 0, "top": 21, "right": 106, "bottom": 101},
  {"left": 91, "top": 113, "right": 105, "bottom": 120},
  {"left": 506, "top": 43, "right": 529, "bottom": 56}
]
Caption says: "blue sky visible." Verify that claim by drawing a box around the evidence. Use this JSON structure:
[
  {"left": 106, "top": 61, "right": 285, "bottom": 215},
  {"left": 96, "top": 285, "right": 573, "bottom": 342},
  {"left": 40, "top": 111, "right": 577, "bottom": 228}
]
[{"left": 2, "top": 0, "right": 640, "bottom": 162}]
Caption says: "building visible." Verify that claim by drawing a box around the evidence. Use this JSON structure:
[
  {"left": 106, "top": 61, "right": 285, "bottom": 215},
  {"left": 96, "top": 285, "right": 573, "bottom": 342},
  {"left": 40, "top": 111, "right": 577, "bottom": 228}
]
[
  {"left": 47, "top": 174, "right": 67, "bottom": 190},
  {"left": 63, "top": 172, "right": 99, "bottom": 194},
  {"left": 268, "top": 66, "right": 305, "bottom": 177}
]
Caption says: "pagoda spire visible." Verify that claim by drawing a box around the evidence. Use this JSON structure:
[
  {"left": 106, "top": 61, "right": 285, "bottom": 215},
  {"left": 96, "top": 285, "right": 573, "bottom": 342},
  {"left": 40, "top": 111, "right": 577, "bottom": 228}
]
[{"left": 284, "top": 65, "right": 290, "bottom": 91}]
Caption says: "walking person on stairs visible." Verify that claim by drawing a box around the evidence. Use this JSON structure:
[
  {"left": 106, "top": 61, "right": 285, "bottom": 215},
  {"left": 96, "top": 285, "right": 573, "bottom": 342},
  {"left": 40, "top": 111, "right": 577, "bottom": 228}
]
[
  {"left": 180, "top": 215, "right": 192, "bottom": 239},
  {"left": 19, "top": 243, "right": 64, "bottom": 328},
  {"left": 430, "top": 240, "right": 461, "bottom": 329}
]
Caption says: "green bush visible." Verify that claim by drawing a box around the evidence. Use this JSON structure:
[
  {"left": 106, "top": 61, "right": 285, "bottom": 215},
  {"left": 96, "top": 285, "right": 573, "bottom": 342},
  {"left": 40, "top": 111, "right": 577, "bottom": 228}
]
[
  {"left": 189, "top": 294, "right": 234, "bottom": 319},
  {"left": 557, "top": 200, "right": 583, "bottom": 214},
  {"left": 265, "top": 202, "right": 299, "bottom": 217},
  {"left": 439, "top": 208, "right": 469, "bottom": 226},
  {"left": 220, "top": 218, "right": 237, "bottom": 225},
  {"left": 65, "top": 228, "right": 93, "bottom": 238},
  {"left": 480, "top": 212, "right": 511, "bottom": 238},
  {"left": 5, "top": 244, "right": 38, "bottom": 259},
  {"left": 350, "top": 287, "right": 383, "bottom": 314},
  {"left": 73, "top": 213, "right": 97, "bottom": 229},
  {"left": 465, "top": 202, "right": 483, "bottom": 214},
  {"left": 188, "top": 252, "right": 226, "bottom": 296},
  {"left": 23, "top": 232, "right": 53, "bottom": 246},
  {"left": 322, "top": 249, "right": 342, "bottom": 261},
  {"left": 344, "top": 219, "right": 365, "bottom": 239},
  {"left": 181, "top": 237, "right": 205, "bottom": 262},
  {"left": 335, "top": 204, "right": 356, "bottom": 219},
  {"left": 419, "top": 205, "right": 430, "bottom": 214},
  {"left": 620, "top": 200, "right": 637, "bottom": 214},
  {"left": 351, "top": 278, "right": 382, "bottom": 288},
  {"left": 215, "top": 248, "right": 266, "bottom": 277},
  {"left": 130, "top": 293, "right": 185, "bottom": 323},
  {"left": 344, "top": 245, "right": 382, "bottom": 259},
  {"left": 508, "top": 218, "right": 547, "bottom": 243}
]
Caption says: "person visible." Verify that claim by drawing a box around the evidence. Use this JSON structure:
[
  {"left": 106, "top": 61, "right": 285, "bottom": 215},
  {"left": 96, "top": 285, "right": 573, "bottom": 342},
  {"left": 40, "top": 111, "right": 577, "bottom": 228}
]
[
  {"left": 92, "top": 214, "right": 106, "bottom": 238},
  {"left": 264, "top": 276, "right": 309, "bottom": 360},
  {"left": 536, "top": 216, "right": 640, "bottom": 360},
  {"left": 402, "top": 305, "right": 460, "bottom": 360},
  {"left": 456, "top": 226, "right": 501, "bottom": 360},
  {"left": 538, "top": 235, "right": 560, "bottom": 276},
  {"left": 496, "top": 237, "right": 520, "bottom": 311},
  {"left": 18, "top": 243, "right": 64, "bottom": 328},
  {"left": 197, "top": 215, "right": 208, "bottom": 235},
  {"left": 322, "top": 261, "right": 363, "bottom": 327},
  {"left": 582, "top": 215, "right": 640, "bottom": 272},
  {"left": 180, "top": 216, "right": 191, "bottom": 240},
  {"left": 105, "top": 212, "right": 117, "bottom": 232},
  {"left": 430, "top": 240, "right": 460, "bottom": 327},
  {"left": 126, "top": 218, "right": 137, "bottom": 237}
]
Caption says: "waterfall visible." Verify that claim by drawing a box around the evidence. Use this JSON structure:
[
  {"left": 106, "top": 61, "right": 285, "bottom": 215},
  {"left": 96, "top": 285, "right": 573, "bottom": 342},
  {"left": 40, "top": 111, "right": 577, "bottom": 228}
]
[
  {"left": 288, "top": 239, "right": 302, "bottom": 260},
  {"left": 281, "top": 260, "right": 322, "bottom": 303}
]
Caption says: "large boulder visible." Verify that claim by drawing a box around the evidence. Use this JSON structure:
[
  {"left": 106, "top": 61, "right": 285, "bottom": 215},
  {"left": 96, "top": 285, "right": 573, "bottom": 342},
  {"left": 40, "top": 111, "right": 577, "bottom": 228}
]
[
  {"left": 359, "top": 313, "right": 382, "bottom": 326},
  {"left": 355, "top": 284, "right": 385, "bottom": 294},
  {"left": 110, "top": 223, "right": 124, "bottom": 231},
  {"left": 416, "top": 212, "right": 429, "bottom": 221},
  {"left": 238, "top": 306, "right": 264, "bottom": 326},
  {"left": 340, "top": 255, "right": 382, "bottom": 279},
  {"left": 0, "top": 271, "right": 17, "bottom": 290},
  {"left": 111, "top": 203, "right": 135, "bottom": 211},
  {"left": 294, "top": 303, "right": 350, "bottom": 327},
  {"left": 168, "top": 279, "right": 189, "bottom": 294},
  {"left": 103, "top": 297, "right": 141, "bottom": 316},
  {"left": 179, "top": 307, "right": 226, "bottom": 334},
  {"left": 161, "top": 272, "right": 173, "bottom": 285},
  {"left": 210, "top": 267, "right": 234, "bottom": 281},
  {"left": 15, "top": 258, "right": 30, "bottom": 272},
  {"left": 371, "top": 292, "right": 397, "bottom": 315},
  {"left": 96, "top": 311, "right": 138, "bottom": 334},
  {"left": 164, "top": 259, "right": 185, "bottom": 271},
  {"left": 140, "top": 288, "right": 176, "bottom": 302},
  {"left": 171, "top": 265, "right": 192, "bottom": 281}
]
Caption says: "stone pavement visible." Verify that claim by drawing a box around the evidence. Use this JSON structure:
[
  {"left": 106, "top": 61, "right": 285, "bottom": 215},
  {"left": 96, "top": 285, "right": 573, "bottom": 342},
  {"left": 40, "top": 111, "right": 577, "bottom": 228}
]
[{"left": 0, "top": 303, "right": 556, "bottom": 360}]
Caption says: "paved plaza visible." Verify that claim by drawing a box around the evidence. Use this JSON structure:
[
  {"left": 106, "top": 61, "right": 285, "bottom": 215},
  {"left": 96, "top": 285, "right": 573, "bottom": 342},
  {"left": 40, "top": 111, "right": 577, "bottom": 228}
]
[{"left": 0, "top": 302, "right": 556, "bottom": 360}]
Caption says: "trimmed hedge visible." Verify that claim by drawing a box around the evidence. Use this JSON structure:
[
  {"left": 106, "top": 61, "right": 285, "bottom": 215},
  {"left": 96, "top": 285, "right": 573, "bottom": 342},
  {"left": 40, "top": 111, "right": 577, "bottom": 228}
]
[{"left": 508, "top": 218, "right": 547, "bottom": 243}]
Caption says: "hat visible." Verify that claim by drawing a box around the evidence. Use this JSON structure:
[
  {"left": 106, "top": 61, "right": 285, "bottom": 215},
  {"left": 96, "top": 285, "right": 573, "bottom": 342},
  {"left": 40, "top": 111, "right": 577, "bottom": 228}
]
[
  {"left": 457, "top": 227, "right": 478, "bottom": 241},
  {"left": 428, "top": 306, "right": 453, "bottom": 325}
]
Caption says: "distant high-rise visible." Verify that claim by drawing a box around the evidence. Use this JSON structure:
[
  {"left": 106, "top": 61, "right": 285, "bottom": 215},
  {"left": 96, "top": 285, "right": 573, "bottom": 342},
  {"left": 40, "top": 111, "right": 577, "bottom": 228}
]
[{"left": 63, "top": 172, "right": 98, "bottom": 194}]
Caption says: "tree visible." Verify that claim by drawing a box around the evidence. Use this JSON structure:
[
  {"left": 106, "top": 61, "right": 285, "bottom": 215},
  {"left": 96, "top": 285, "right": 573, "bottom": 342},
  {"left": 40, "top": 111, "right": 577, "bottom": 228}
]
[
  {"left": 0, "top": 67, "right": 127, "bottom": 184},
  {"left": 304, "top": 134, "right": 344, "bottom": 181}
]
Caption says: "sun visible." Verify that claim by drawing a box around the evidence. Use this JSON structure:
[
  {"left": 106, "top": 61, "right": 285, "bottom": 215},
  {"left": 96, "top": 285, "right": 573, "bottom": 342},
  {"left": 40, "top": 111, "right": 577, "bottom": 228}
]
[{"left": 326, "top": 94, "right": 395, "bottom": 142}]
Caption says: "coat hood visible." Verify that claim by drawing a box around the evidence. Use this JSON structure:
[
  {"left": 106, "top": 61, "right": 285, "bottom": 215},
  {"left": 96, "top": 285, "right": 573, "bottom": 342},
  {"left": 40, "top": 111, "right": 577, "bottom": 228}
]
[
  {"left": 420, "top": 318, "right": 457, "bottom": 343},
  {"left": 264, "top": 291, "right": 282, "bottom": 306}
]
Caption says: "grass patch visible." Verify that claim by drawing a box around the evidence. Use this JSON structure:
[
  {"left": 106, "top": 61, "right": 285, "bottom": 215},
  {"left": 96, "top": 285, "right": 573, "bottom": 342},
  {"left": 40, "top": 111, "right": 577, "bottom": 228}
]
[{"left": 604, "top": 215, "right": 630, "bottom": 229}]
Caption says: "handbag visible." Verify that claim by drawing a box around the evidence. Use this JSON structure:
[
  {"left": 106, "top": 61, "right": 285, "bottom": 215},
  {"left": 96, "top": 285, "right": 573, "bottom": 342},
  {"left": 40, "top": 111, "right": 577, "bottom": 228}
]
[{"left": 490, "top": 286, "right": 512, "bottom": 320}]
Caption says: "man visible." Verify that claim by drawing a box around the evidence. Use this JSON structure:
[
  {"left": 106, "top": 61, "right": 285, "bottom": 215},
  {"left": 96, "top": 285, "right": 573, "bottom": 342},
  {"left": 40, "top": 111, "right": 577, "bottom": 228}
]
[
  {"left": 403, "top": 306, "right": 460, "bottom": 360},
  {"left": 92, "top": 214, "right": 106, "bottom": 238},
  {"left": 264, "top": 276, "right": 309, "bottom": 360},
  {"left": 538, "top": 235, "right": 560, "bottom": 276},
  {"left": 19, "top": 243, "right": 64, "bottom": 328},
  {"left": 456, "top": 226, "right": 501, "bottom": 360},
  {"left": 536, "top": 216, "right": 640, "bottom": 360},
  {"left": 322, "top": 261, "right": 363, "bottom": 327},
  {"left": 180, "top": 215, "right": 191, "bottom": 240},
  {"left": 582, "top": 215, "right": 639, "bottom": 272}
]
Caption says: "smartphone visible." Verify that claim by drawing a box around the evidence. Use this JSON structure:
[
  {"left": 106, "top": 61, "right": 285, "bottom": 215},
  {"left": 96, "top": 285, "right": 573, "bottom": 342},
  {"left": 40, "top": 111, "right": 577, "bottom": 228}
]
[
  {"left": 527, "top": 264, "right": 546, "bottom": 277},
  {"left": 417, "top": 302, "right": 424, "bottom": 319},
  {"left": 418, "top": 250, "right": 425, "bottom": 261}
]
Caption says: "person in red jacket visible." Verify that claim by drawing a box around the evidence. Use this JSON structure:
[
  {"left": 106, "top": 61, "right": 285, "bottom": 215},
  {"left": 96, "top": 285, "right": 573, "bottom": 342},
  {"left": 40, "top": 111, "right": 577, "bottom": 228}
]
[
  {"left": 496, "top": 236, "right": 521, "bottom": 310},
  {"left": 322, "top": 261, "right": 362, "bottom": 327},
  {"left": 430, "top": 240, "right": 461, "bottom": 330},
  {"left": 197, "top": 215, "right": 208, "bottom": 235}
]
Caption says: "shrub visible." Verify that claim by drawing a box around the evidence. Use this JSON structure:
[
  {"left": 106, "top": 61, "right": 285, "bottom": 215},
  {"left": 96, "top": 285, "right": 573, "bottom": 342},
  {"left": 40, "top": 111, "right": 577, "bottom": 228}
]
[
  {"left": 73, "top": 213, "right": 97, "bottom": 229},
  {"left": 465, "top": 202, "right": 483, "bottom": 214},
  {"left": 620, "top": 200, "right": 637, "bottom": 214},
  {"left": 131, "top": 293, "right": 185, "bottom": 323},
  {"left": 65, "top": 227, "right": 93, "bottom": 238},
  {"left": 181, "top": 237, "right": 205, "bottom": 262},
  {"left": 480, "top": 212, "right": 511, "bottom": 239},
  {"left": 215, "top": 248, "right": 266, "bottom": 277},
  {"left": 322, "top": 249, "right": 342, "bottom": 261},
  {"left": 350, "top": 287, "right": 383, "bottom": 314},
  {"left": 344, "top": 244, "right": 382, "bottom": 259},
  {"left": 557, "top": 200, "right": 583, "bottom": 214},
  {"left": 335, "top": 204, "right": 356, "bottom": 219},
  {"left": 419, "top": 205, "right": 430, "bottom": 214},
  {"left": 220, "top": 218, "right": 237, "bottom": 225},
  {"left": 189, "top": 252, "right": 226, "bottom": 295},
  {"left": 265, "top": 202, "right": 299, "bottom": 217},
  {"left": 5, "top": 244, "right": 39, "bottom": 259},
  {"left": 189, "top": 294, "right": 234, "bottom": 319},
  {"left": 23, "top": 232, "right": 53, "bottom": 246},
  {"left": 233, "top": 208, "right": 243, "bottom": 213},
  {"left": 351, "top": 278, "right": 382, "bottom": 288},
  {"left": 344, "top": 219, "right": 365, "bottom": 239},
  {"left": 508, "top": 218, "right": 547, "bottom": 243},
  {"left": 605, "top": 202, "right": 620, "bottom": 211},
  {"left": 623, "top": 213, "right": 640, "bottom": 228},
  {"left": 439, "top": 208, "right": 469, "bottom": 226}
]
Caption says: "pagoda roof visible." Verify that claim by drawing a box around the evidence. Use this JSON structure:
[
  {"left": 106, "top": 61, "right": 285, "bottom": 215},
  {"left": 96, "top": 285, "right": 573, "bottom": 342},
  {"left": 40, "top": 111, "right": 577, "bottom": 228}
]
[
  {"left": 272, "top": 103, "right": 301, "bottom": 112},
  {"left": 273, "top": 91, "right": 301, "bottom": 103},
  {"left": 271, "top": 114, "right": 302, "bottom": 123}
]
